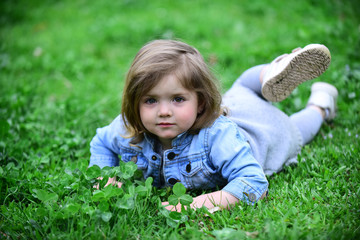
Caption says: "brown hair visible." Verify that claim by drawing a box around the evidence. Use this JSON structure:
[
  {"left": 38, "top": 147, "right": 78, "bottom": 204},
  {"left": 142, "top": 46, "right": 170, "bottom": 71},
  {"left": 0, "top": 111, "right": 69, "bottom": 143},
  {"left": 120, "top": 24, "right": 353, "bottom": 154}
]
[{"left": 121, "top": 39, "right": 224, "bottom": 143}]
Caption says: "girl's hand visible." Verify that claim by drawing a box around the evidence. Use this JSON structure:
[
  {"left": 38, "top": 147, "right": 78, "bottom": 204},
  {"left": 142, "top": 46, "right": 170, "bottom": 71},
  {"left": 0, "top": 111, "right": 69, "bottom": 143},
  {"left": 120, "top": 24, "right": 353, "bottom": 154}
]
[
  {"left": 93, "top": 177, "right": 123, "bottom": 189},
  {"left": 161, "top": 190, "right": 240, "bottom": 212}
]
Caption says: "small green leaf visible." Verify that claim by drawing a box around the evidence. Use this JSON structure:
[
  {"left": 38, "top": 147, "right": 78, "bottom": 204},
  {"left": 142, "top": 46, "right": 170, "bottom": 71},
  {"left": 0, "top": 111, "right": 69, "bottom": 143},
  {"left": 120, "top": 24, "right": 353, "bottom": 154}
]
[
  {"left": 145, "top": 177, "right": 153, "bottom": 190},
  {"left": 173, "top": 182, "right": 186, "bottom": 197},
  {"left": 44, "top": 192, "right": 58, "bottom": 202},
  {"left": 32, "top": 189, "right": 58, "bottom": 203},
  {"left": 168, "top": 194, "right": 179, "bottom": 206},
  {"left": 70, "top": 182, "right": 79, "bottom": 190},
  {"left": 166, "top": 218, "right": 178, "bottom": 228},
  {"left": 82, "top": 205, "right": 95, "bottom": 216},
  {"left": 101, "top": 212, "right": 112, "bottom": 222},
  {"left": 117, "top": 161, "right": 138, "bottom": 179},
  {"left": 103, "top": 185, "right": 123, "bottom": 199},
  {"left": 101, "top": 166, "right": 112, "bottom": 177},
  {"left": 116, "top": 194, "right": 135, "bottom": 209},
  {"left": 85, "top": 165, "right": 101, "bottom": 180},
  {"left": 6, "top": 162, "right": 15, "bottom": 171},
  {"left": 39, "top": 156, "right": 50, "bottom": 164},
  {"left": 135, "top": 185, "right": 148, "bottom": 197},
  {"left": 63, "top": 203, "right": 81, "bottom": 215},
  {"left": 35, "top": 207, "right": 48, "bottom": 217},
  {"left": 169, "top": 211, "right": 182, "bottom": 220},
  {"left": 127, "top": 184, "right": 136, "bottom": 196},
  {"left": 179, "top": 194, "right": 193, "bottom": 206},
  {"left": 168, "top": 211, "right": 188, "bottom": 224},
  {"left": 92, "top": 190, "right": 106, "bottom": 202},
  {"left": 98, "top": 201, "right": 109, "bottom": 212}
]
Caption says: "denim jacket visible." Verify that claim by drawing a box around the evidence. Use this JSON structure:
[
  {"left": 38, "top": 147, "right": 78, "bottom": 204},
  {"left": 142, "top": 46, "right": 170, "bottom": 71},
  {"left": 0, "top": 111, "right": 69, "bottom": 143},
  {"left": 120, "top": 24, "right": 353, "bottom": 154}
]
[{"left": 89, "top": 115, "right": 268, "bottom": 203}]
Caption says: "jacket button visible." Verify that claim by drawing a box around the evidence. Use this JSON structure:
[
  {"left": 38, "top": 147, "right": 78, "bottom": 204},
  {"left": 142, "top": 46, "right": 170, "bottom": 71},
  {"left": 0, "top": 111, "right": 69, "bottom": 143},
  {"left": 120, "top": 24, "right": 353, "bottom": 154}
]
[
  {"left": 131, "top": 156, "right": 137, "bottom": 164},
  {"left": 151, "top": 155, "right": 157, "bottom": 160},
  {"left": 248, "top": 193, "right": 256, "bottom": 202},
  {"left": 167, "top": 152, "right": 176, "bottom": 160},
  {"left": 168, "top": 178, "right": 179, "bottom": 185},
  {"left": 186, "top": 163, "right": 191, "bottom": 173}
]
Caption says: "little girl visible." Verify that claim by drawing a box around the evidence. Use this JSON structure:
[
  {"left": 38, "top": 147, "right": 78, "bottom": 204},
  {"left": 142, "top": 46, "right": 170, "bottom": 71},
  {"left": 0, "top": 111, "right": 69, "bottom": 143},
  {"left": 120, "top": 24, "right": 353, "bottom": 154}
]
[{"left": 89, "top": 39, "right": 338, "bottom": 211}]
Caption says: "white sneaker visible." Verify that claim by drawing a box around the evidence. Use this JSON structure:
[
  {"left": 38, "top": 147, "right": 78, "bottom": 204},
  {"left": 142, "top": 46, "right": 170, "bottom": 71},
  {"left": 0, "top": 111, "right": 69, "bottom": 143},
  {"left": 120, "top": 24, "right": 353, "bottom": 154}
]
[
  {"left": 262, "top": 44, "right": 331, "bottom": 102},
  {"left": 307, "top": 82, "right": 338, "bottom": 121}
]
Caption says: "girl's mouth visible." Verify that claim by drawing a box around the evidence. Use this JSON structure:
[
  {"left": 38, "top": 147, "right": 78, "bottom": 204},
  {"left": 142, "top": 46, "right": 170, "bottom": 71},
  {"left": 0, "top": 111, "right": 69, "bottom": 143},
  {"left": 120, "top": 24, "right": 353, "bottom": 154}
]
[{"left": 157, "top": 122, "right": 174, "bottom": 127}]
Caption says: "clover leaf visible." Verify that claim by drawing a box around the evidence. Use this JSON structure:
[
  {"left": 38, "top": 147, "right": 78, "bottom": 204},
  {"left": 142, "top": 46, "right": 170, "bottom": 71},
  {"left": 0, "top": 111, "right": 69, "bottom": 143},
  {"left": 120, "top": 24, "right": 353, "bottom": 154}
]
[{"left": 167, "top": 182, "right": 193, "bottom": 212}]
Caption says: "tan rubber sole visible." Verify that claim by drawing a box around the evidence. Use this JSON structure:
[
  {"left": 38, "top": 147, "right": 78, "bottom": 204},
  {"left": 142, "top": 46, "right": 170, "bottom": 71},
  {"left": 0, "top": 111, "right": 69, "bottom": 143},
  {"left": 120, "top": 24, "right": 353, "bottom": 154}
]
[{"left": 262, "top": 47, "right": 331, "bottom": 102}]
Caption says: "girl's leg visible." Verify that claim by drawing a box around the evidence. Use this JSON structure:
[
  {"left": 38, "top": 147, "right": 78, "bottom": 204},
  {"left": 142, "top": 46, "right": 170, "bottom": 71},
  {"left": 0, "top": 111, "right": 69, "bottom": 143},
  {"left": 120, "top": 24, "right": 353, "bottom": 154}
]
[
  {"left": 290, "top": 107, "right": 324, "bottom": 145},
  {"left": 236, "top": 67, "right": 333, "bottom": 145},
  {"left": 236, "top": 64, "right": 268, "bottom": 96},
  {"left": 290, "top": 82, "right": 338, "bottom": 145}
]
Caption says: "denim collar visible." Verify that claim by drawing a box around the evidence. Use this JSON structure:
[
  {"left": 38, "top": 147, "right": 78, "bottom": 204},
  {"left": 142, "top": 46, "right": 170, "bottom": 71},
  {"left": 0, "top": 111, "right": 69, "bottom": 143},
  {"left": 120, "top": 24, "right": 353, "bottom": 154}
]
[{"left": 142, "top": 131, "right": 193, "bottom": 150}]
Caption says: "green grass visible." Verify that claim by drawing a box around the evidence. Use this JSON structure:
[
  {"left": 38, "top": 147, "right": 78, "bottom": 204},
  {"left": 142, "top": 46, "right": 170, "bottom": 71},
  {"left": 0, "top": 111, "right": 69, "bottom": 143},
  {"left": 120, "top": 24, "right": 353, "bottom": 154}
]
[{"left": 1, "top": 0, "right": 359, "bottom": 239}]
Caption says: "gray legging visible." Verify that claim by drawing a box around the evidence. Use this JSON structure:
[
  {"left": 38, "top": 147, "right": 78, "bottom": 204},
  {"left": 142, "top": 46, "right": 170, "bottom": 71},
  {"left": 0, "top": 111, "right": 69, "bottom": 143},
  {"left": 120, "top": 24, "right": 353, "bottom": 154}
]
[{"left": 235, "top": 64, "right": 323, "bottom": 145}]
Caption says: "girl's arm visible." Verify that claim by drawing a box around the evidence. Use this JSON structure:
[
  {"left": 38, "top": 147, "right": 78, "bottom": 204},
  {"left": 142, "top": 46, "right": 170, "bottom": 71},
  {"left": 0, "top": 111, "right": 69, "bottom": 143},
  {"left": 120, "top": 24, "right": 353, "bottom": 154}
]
[
  {"left": 90, "top": 115, "right": 132, "bottom": 168},
  {"left": 208, "top": 120, "right": 268, "bottom": 205},
  {"left": 90, "top": 116, "right": 132, "bottom": 187}
]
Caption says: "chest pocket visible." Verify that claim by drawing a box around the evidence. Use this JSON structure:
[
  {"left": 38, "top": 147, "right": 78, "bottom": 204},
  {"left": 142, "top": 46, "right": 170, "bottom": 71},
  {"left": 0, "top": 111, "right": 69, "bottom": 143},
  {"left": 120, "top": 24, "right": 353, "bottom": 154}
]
[
  {"left": 180, "top": 160, "right": 202, "bottom": 177},
  {"left": 179, "top": 160, "right": 216, "bottom": 189}
]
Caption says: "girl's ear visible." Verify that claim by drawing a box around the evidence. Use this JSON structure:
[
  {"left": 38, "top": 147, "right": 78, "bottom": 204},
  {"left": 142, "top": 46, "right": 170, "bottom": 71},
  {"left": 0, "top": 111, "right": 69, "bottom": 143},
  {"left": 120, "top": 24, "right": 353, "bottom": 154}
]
[{"left": 197, "top": 101, "right": 205, "bottom": 114}]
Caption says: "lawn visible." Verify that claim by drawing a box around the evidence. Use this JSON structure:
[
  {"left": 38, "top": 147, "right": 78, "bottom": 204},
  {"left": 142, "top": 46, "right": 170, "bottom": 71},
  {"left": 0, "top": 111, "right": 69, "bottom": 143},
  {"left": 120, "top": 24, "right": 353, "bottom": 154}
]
[{"left": 0, "top": 0, "right": 359, "bottom": 239}]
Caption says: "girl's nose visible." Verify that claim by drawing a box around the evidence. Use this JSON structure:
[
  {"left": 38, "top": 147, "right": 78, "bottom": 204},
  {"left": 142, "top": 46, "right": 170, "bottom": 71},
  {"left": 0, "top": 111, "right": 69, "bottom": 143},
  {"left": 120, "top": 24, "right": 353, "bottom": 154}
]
[{"left": 158, "top": 102, "right": 172, "bottom": 117}]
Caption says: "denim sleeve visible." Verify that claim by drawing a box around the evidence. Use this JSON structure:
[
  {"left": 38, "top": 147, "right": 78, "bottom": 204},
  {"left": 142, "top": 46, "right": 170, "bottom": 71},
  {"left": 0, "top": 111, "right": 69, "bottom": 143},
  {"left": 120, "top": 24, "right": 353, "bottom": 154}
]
[
  {"left": 89, "top": 115, "right": 126, "bottom": 168},
  {"left": 207, "top": 120, "right": 269, "bottom": 204}
]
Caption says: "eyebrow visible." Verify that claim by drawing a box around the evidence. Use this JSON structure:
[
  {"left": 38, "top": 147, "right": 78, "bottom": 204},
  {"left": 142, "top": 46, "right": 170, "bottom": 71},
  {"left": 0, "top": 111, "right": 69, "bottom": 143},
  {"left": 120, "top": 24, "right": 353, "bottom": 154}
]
[{"left": 143, "top": 90, "right": 191, "bottom": 98}]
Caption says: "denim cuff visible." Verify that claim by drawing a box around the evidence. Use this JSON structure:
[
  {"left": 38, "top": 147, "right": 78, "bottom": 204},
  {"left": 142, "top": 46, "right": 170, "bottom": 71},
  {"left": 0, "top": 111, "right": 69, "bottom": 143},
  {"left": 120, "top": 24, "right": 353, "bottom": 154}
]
[{"left": 222, "top": 177, "right": 268, "bottom": 204}]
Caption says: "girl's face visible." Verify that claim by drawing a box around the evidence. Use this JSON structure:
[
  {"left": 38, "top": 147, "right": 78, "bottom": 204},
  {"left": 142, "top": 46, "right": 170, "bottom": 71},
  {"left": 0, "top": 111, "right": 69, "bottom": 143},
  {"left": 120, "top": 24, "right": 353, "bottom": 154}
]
[{"left": 139, "top": 74, "right": 200, "bottom": 149}]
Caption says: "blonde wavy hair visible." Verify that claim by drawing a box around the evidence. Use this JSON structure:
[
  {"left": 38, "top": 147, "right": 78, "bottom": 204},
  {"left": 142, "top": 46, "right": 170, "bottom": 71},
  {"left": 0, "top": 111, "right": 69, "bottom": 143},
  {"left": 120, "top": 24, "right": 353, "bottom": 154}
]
[{"left": 121, "top": 39, "right": 225, "bottom": 143}]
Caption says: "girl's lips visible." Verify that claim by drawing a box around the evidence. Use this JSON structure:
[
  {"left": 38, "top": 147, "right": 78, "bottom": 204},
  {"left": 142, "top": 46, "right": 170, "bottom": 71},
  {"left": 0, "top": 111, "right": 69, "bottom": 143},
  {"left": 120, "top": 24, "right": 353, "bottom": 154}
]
[{"left": 157, "top": 122, "right": 174, "bottom": 127}]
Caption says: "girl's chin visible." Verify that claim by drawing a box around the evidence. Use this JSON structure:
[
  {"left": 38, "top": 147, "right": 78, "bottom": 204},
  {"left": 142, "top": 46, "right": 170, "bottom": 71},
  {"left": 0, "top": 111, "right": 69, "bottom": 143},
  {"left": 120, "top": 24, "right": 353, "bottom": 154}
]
[{"left": 154, "top": 131, "right": 180, "bottom": 139}]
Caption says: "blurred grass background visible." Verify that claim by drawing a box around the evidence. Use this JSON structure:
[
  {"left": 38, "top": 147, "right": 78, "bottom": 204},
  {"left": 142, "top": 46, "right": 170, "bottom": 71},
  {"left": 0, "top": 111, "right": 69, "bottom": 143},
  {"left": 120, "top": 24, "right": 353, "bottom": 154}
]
[
  {"left": 1, "top": 0, "right": 359, "bottom": 117},
  {"left": 1, "top": 0, "right": 359, "bottom": 239}
]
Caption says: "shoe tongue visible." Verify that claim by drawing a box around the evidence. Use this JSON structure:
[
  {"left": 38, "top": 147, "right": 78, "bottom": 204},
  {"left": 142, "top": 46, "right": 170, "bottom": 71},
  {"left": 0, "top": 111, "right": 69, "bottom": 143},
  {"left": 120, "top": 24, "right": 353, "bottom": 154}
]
[
  {"left": 274, "top": 53, "right": 288, "bottom": 63},
  {"left": 274, "top": 47, "right": 302, "bottom": 63},
  {"left": 291, "top": 47, "right": 302, "bottom": 53}
]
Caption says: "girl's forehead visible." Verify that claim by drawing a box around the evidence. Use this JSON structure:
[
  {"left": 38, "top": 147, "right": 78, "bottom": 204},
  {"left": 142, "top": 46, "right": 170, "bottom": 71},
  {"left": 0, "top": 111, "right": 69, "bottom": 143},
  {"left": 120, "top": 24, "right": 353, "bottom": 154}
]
[{"left": 143, "top": 74, "right": 194, "bottom": 96}]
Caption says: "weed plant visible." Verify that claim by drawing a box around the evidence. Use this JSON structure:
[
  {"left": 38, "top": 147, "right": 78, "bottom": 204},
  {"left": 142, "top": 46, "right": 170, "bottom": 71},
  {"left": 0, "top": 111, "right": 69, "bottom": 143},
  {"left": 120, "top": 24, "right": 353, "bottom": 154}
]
[{"left": 0, "top": 0, "right": 359, "bottom": 239}]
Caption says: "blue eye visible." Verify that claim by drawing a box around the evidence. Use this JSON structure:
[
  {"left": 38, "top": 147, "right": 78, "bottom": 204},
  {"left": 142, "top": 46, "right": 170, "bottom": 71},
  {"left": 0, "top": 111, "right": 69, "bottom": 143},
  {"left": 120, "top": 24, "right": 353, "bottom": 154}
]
[
  {"left": 145, "top": 98, "right": 157, "bottom": 104},
  {"left": 173, "top": 97, "right": 185, "bottom": 103}
]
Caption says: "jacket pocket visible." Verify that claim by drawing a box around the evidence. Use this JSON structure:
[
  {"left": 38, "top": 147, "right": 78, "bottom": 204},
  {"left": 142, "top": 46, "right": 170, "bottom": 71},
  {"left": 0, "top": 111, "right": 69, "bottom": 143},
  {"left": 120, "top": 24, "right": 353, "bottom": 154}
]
[
  {"left": 179, "top": 160, "right": 216, "bottom": 189},
  {"left": 179, "top": 160, "right": 202, "bottom": 177}
]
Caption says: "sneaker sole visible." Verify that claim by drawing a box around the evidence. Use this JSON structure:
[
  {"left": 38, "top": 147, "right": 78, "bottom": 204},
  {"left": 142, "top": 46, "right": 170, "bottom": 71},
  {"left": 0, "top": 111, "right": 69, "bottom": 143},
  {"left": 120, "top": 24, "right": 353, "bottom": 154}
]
[{"left": 262, "top": 46, "right": 331, "bottom": 102}]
